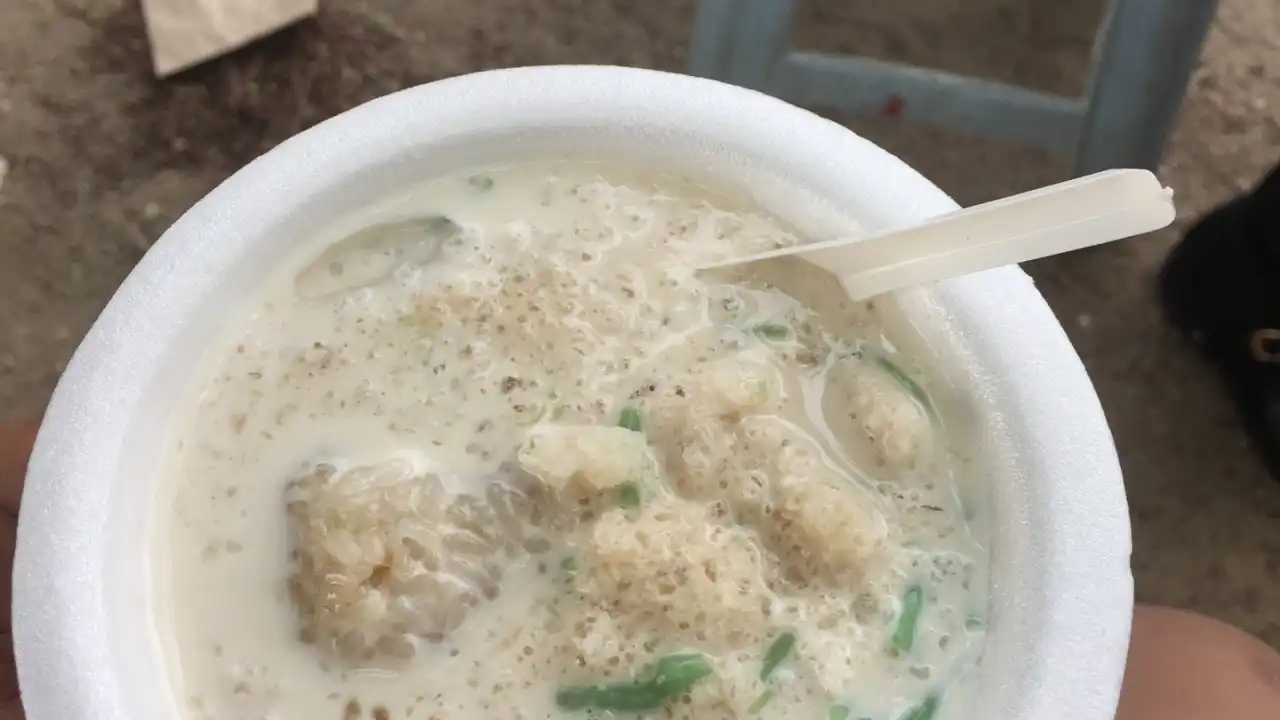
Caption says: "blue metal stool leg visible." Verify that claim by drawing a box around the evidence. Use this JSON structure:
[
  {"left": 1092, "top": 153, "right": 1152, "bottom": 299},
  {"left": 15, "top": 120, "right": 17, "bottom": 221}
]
[
  {"left": 688, "top": 0, "right": 745, "bottom": 80},
  {"left": 686, "top": 0, "right": 1219, "bottom": 177},
  {"left": 1074, "top": 0, "right": 1219, "bottom": 175},
  {"left": 722, "top": 0, "right": 797, "bottom": 90}
]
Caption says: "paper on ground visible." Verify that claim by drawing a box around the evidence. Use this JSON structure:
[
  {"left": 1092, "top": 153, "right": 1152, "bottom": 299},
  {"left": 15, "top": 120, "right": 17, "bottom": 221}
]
[{"left": 141, "top": 0, "right": 319, "bottom": 77}]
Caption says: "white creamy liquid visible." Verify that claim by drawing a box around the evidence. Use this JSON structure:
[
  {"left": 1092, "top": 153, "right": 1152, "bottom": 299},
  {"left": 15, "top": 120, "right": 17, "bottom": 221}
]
[{"left": 155, "top": 163, "right": 989, "bottom": 720}]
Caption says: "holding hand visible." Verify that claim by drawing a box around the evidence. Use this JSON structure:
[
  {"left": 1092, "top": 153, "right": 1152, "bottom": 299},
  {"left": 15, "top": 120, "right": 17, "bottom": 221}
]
[{"left": 0, "top": 417, "right": 37, "bottom": 719}]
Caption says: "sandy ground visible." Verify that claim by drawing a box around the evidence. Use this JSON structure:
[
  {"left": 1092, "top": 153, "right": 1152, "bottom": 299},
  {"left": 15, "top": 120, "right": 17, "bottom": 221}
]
[{"left": 0, "top": 0, "right": 1277, "bottom": 646}]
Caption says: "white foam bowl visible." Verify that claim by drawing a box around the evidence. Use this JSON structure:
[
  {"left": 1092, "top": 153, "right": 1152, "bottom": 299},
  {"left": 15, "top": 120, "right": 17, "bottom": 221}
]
[{"left": 12, "top": 66, "right": 1132, "bottom": 720}]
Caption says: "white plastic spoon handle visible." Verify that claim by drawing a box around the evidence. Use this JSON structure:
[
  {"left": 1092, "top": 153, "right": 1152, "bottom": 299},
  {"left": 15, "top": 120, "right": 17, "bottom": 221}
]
[{"left": 702, "top": 169, "right": 1176, "bottom": 301}]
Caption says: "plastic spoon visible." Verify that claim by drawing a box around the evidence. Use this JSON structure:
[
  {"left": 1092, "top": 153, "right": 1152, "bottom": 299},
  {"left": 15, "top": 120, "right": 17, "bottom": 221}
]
[{"left": 699, "top": 169, "right": 1176, "bottom": 301}]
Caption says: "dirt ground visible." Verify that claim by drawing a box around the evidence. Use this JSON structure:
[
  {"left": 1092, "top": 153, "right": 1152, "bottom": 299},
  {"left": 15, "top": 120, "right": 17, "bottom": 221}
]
[{"left": 0, "top": 0, "right": 1277, "bottom": 645}]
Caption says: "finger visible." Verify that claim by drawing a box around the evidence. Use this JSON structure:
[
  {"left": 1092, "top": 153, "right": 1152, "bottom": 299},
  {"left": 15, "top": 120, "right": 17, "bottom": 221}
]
[
  {"left": 0, "top": 632, "right": 17, "bottom": 705},
  {"left": 0, "top": 417, "right": 40, "bottom": 517},
  {"left": 0, "top": 513, "right": 14, "bottom": 634}
]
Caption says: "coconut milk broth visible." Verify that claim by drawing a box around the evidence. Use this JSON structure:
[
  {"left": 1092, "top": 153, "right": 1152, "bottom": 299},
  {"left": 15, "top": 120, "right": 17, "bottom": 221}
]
[{"left": 154, "top": 162, "right": 990, "bottom": 720}]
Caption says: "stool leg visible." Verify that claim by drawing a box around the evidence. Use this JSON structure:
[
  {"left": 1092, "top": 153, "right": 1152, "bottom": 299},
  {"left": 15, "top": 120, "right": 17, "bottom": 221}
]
[
  {"left": 723, "top": 0, "right": 797, "bottom": 90},
  {"left": 1074, "top": 0, "right": 1219, "bottom": 175},
  {"left": 688, "top": 0, "right": 744, "bottom": 79}
]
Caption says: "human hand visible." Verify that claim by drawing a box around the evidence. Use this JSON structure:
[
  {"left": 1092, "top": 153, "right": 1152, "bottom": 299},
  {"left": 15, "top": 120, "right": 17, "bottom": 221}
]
[{"left": 0, "top": 417, "right": 37, "bottom": 719}]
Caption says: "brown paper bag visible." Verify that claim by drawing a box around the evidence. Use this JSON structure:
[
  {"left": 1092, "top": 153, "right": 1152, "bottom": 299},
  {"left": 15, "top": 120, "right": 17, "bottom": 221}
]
[{"left": 140, "top": 0, "right": 319, "bottom": 77}]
